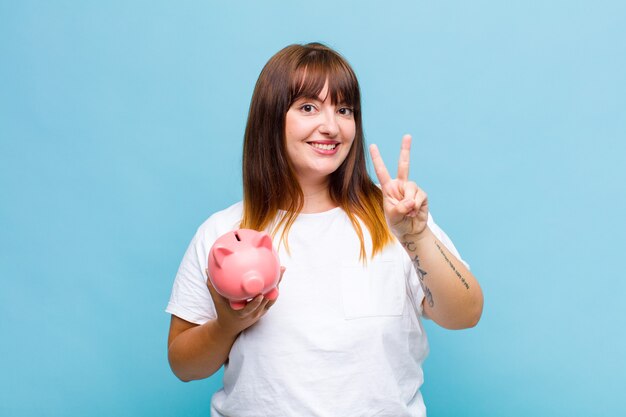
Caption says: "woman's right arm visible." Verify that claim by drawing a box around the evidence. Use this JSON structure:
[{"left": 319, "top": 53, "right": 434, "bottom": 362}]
[
  {"left": 167, "top": 315, "right": 238, "bottom": 382},
  {"left": 167, "top": 267, "right": 284, "bottom": 382}
]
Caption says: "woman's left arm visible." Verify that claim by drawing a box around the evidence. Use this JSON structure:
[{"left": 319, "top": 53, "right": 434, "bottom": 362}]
[
  {"left": 400, "top": 228, "right": 483, "bottom": 329},
  {"left": 370, "top": 135, "right": 483, "bottom": 329}
]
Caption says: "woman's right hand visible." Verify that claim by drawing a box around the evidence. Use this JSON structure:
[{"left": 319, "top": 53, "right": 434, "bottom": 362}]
[{"left": 205, "top": 267, "right": 286, "bottom": 337}]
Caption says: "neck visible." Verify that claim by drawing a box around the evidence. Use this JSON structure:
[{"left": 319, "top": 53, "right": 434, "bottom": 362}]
[{"left": 298, "top": 178, "right": 336, "bottom": 213}]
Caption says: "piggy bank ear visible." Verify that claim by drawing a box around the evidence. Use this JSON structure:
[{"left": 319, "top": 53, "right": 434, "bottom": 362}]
[
  {"left": 254, "top": 233, "right": 273, "bottom": 251},
  {"left": 212, "top": 245, "right": 234, "bottom": 268}
]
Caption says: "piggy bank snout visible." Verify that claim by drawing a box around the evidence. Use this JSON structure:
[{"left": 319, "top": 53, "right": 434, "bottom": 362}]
[{"left": 241, "top": 272, "right": 264, "bottom": 295}]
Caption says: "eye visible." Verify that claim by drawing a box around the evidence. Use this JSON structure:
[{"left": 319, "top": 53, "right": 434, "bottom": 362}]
[
  {"left": 300, "top": 104, "right": 316, "bottom": 113},
  {"left": 338, "top": 107, "right": 354, "bottom": 116}
]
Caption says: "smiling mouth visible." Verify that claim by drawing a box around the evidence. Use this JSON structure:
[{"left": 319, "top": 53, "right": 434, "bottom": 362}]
[{"left": 308, "top": 142, "right": 338, "bottom": 151}]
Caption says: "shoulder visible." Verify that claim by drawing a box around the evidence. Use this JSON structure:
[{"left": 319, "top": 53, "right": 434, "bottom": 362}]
[{"left": 194, "top": 201, "right": 243, "bottom": 243}]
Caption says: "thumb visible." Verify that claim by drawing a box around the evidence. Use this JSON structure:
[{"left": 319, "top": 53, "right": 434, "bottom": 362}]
[{"left": 397, "top": 198, "right": 416, "bottom": 215}]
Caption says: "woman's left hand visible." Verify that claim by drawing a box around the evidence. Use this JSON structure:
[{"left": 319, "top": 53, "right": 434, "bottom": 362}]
[{"left": 369, "top": 134, "right": 429, "bottom": 238}]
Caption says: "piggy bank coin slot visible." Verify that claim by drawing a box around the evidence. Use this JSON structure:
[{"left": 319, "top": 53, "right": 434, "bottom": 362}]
[{"left": 234, "top": 231, "right": 241, "bottom": 242}]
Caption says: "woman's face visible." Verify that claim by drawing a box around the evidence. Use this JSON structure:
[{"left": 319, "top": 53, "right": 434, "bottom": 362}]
[{"left": 284, "top": 83, "right": 356, "bottom": 185}]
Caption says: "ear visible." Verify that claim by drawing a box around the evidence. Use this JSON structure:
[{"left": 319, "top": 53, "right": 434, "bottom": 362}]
[
  {"left": 212, "top": 246, "right": 233, "bottom": 268},
  {"left": 254, "top": 232, "right": 274, "bottom": 251}
]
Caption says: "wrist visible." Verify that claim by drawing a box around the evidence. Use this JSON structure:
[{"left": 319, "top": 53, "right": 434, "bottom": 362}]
[
  {"left": 211, "top": 318, "right": 240, "bottom": 340},
  {"left": 401, "top": 227, "right": 433, "bottom": 248}
]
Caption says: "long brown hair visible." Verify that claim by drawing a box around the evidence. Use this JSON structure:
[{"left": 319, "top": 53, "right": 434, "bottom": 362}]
[{"left": 240, "top": 42, "right": 393, "bottom": 260}]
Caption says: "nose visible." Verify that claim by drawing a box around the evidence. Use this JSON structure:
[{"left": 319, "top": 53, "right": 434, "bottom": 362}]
[{"left": 318, "top": 109, "right": 339, "bottom": 137}]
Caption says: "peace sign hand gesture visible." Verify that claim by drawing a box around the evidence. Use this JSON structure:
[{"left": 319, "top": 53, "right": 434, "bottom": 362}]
[{"left": 369, "top": 134, "right": 429, "bottom": 239}]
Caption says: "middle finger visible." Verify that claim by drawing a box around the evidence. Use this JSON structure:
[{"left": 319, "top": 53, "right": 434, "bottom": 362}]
[{"left": 397, "top": 134, "right": 412, "bottom": 182}]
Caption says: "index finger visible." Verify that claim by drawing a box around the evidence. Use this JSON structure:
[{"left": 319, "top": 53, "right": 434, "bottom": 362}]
[
  {"left": 369, "top": 144, "right": 392, "bottom": 187},
  {"left": 397, "top": 134, "right": 412, "bottom": 182}
]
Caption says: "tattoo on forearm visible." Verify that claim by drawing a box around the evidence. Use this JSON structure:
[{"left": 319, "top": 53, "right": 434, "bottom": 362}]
[
  {"left": 435, "top": 242, "right": 470, "bottom": 290},
  {"left": 411, "top": 255, "right": 434, "bottom": 308},
  {"left": 402, "top": 240, "right": 417, "bottom": 252}
]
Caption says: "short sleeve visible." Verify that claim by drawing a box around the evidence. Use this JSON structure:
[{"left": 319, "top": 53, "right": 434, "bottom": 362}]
[{"left": 166, "top": 224, "right": 217, "bottom": 325}]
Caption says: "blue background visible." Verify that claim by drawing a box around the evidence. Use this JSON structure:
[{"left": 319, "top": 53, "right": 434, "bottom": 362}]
[{"left": 1, "top": 1, "right": 625, "bottom": 416}]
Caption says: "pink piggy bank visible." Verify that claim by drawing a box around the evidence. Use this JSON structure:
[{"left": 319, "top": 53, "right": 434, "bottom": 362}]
[{"left": 207, "top": 229, "right": 280, "bottom": 310}]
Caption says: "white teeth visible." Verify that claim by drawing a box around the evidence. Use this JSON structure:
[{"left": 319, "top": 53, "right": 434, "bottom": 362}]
[{"left": 310, "top": 143, "right": 337, "bottom": 150}]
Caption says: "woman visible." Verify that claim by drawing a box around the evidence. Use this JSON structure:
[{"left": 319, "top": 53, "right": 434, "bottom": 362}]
[{"left": 166, "top": 42, "right": 483, "bottom": 416}]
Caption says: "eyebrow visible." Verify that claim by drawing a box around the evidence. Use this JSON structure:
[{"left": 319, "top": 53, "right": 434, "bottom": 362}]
[
  {"left": 294, "top": 93, "right": 324, "bottom": 102},
  {"left": 294, "top": 93, "right": 353, "bottom": 106}
]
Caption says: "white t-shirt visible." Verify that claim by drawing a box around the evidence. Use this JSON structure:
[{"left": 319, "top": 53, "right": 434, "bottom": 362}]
[{"left": 166, "top": 201, "right": 468, "bottom": 417}]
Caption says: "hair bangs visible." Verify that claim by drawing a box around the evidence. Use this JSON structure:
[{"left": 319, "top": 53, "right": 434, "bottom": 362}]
[{"left": 290, "top": 50, "right": 360, "bottom": 108}]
